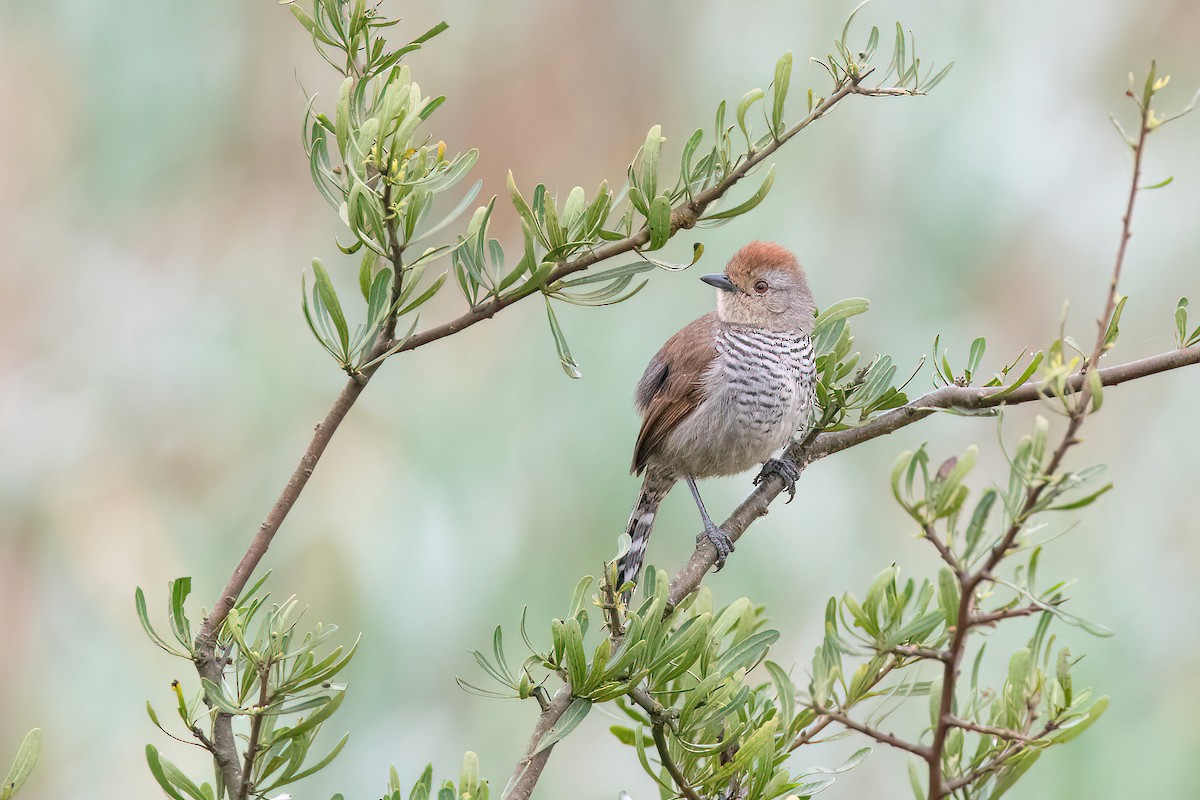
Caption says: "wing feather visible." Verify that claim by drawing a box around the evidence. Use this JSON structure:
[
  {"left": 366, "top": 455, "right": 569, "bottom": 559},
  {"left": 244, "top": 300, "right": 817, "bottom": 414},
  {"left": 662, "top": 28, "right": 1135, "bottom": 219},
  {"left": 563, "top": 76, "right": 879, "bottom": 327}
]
[{"left": 631, "top": 313, "right": 718, "bottom": 474}]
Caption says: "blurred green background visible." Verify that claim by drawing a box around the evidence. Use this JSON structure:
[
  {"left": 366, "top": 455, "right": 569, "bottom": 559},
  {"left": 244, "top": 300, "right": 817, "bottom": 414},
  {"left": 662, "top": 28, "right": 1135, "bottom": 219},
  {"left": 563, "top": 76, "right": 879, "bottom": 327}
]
[{"left": 2, "top": 1, "right": 1198, "bottom": 798}]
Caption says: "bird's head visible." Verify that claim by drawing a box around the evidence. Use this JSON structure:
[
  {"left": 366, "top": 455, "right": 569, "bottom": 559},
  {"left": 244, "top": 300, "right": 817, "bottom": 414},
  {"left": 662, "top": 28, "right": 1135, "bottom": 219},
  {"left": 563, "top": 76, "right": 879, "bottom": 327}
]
[{"left": 701, "top": 241, "right": 815, "bottom": 332}]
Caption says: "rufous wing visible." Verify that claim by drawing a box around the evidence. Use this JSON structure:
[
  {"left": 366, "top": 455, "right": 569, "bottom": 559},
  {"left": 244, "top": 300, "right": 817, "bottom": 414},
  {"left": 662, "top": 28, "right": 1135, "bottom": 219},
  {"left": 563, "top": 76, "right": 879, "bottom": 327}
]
[{"left": 631, "top": 312, "right": 719, "bottom": 474}]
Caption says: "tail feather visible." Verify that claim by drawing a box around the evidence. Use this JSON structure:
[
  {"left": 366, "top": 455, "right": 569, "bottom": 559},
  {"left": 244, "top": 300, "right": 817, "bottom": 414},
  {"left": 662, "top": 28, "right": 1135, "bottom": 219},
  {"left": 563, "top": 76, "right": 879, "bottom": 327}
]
[{"left": 617, "top": 470, "right": 675, "bottom": 600}]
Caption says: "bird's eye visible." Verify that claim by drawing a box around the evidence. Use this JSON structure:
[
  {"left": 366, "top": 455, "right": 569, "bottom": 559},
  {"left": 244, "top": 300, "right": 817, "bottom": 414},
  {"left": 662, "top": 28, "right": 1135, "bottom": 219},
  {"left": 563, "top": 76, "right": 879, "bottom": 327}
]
[{"left": 753, "top": 280, "right": 769, "bottom": 294}]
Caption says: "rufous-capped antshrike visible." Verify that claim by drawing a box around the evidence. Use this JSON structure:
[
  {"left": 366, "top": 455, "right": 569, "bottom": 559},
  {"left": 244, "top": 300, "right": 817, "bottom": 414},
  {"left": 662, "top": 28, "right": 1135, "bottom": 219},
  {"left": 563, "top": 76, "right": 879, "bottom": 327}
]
[{"left": 617, "top": 241, "right": 818, "bottom": 595}]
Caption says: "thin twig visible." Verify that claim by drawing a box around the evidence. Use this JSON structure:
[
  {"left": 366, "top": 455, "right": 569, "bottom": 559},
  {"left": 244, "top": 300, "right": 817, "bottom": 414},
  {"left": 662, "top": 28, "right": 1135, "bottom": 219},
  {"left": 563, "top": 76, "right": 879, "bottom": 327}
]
[
  {"left": 814, "top": 707, "right": 932, "bottom": 759},
  {"left": 943, "top": 721, "right": 1056, "bottom": 792},
  {"left": 237, "top": 660, "right": 272, "bottom": 800},
  {"left": 628, "top": 688, "right": 702, "bottom": 800},
  {"left": 923, "top": 522, "right": 961, "bottom": 574},
  {"left": 790, "top": 659, "right": 902, "bottom": 751},
  {"left": 888, "top": 644, "right": 950, "bottom": 662},
  {"left": 651, "top": 725, "right": 703, "bottom": 800},
  {"left": 946, "top": 717, "right": 1032, "bottom": 743},
  {"left": 504, "top": 686, "right": 574, "bottom": 800},
  {"left": 969, "top": 603, "right": 1044, "bottom": 627}
]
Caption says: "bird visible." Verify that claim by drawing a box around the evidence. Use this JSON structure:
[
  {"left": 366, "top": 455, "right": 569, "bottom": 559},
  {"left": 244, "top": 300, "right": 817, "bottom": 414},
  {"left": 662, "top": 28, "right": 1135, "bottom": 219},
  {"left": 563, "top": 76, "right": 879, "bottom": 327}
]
[{"left": 616, "top": 241, "right": 818, "bottom": 598}]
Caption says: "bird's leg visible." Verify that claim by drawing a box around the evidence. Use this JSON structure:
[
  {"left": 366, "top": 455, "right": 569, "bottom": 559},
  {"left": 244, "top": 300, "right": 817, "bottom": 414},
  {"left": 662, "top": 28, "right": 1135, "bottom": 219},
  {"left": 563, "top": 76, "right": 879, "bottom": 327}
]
[
  {"left": 754, "top": 456, "right": 802, "bottom": 503},
  {"left": 685, "top": 476, "right": 735, "bottom": 570}
]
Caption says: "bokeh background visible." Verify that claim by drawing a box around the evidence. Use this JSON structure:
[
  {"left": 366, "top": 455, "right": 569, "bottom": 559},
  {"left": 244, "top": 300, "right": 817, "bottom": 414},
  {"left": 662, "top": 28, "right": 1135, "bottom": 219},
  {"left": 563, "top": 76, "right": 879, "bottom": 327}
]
[{"left": 2, "top": 1, "right": 1199, "bottom": 798}]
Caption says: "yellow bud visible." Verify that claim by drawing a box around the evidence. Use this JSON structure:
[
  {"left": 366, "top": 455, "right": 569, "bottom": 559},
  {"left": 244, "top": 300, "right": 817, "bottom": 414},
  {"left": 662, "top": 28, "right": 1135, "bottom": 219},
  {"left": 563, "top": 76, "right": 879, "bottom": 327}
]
[
  {"left": 436, "top": 140, "right": 447, "bottom": 161},
  {"left": 1153, "top": 74, "right": 1171, "bottom": 92}
]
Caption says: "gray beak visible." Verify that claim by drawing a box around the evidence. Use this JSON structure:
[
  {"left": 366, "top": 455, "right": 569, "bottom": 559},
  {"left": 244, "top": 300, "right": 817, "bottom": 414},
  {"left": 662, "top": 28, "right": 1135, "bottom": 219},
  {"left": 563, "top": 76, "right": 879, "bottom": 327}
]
[{"left": 700, "top": 273, "right": 737, "bottom": 293}]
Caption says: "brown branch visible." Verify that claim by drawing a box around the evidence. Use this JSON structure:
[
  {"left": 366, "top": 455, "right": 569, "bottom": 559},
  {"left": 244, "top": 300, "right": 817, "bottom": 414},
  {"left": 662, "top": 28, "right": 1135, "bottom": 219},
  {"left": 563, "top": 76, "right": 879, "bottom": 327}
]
[
  {"left": 627, "top": 688, "right": 703, "bottom": 800},
  {"left": 943, "top": 720, "right": 1056, "bottom": 792},
  {"left": 888, "top": 644, "right": 950, "bottom": 662},
  {"left": 788, "top": 715, "right": 835, "bottom": 751},
  {"left": 969, "top": 603, "right": 1044, "bottom": 627},
  {"left": 382, "top": 182, "right": 405, "bottom": 342},
  {"left": 237, "top": 661, "right": 272, "bottom": 800},
  {"left": 397, "top": 77, "right": 871, "bottom": 359},
  {"left": 814, "top": 707, "right": 932, "bottom": 760},
  {"left": 923, "top": 522, "right": 960, "bottom": 574},
  {"left": 505, "top": 686, "right": 573, "bottom": 800},
  {"left": 666, "top": 343, "right": 1200, "bottom": 610},
  {"left": 946, "top": 717, "right": 1032, "bottom": 743},
  {"left": 652, "top": 725, "right": 703, "bottom": 800},
  {"left": 789, "top": 658, "right": 903, "bottom": 752}
]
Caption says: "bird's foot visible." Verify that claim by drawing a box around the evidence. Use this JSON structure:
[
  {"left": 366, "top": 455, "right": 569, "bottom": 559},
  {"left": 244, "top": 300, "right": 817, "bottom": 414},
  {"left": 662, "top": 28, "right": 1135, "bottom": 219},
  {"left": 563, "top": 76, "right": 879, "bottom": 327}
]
[
  {"left": 755, "top": 457, "right": 801, "bottom": 503},
  {"left": 698, "top": 522, "right": 735, "bottom": 570}
]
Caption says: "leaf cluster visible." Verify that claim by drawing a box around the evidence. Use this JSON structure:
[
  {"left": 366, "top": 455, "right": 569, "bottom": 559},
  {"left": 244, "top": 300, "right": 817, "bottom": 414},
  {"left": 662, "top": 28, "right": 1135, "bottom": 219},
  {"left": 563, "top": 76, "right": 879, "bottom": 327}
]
[
  {"left": 462, "top": 569, "right": 868, "bottom": 800},
  {"left": 811, "top": 299, "right": 912, "bottom": 428},
  {"left": 138, "top": 575, "right": 356, "bottom": 799}
]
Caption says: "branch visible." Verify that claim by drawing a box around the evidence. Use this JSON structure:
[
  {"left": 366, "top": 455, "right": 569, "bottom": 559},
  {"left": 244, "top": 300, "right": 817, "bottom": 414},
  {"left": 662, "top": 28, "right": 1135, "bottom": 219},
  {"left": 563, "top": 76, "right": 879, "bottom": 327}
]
[
  {"left": 505, "top": 686, "right": 574, "bottom": 800},
  {"left": 398, "top": 77, "right": 870, "bottom": 357},
  {"left": 969, "top": 603, "right": 1044, "bottom": 627},
  {"left": 237, "top": 662, "right": 272, "bottom": 800},
  {"left": 923, "top": 522, "right": 960, "bottom": 574},
  {"left": 627, "top": 688, "right": 703, "bottom": 800},
  {"left": 814, "top": 707, "right": 932, "bottom": 760},
  {"left": 666, "top": 343, "right": 1199, "bottom": 609},
  {"left": 943, "top": 720, "right": 1056, "bottom": 792},
  {"left": 925, "top": 91, "right": 1153, "bottom": 800},
  {"left": 946, "top": 717, "right": 1032, "bottom": 743}
]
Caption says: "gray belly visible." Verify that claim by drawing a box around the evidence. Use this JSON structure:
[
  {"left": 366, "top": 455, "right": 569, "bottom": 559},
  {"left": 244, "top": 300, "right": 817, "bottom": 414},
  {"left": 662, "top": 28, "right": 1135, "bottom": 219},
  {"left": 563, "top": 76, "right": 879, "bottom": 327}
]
[{"left": 656, "top": 328, "right": 814, "bottom": 478}]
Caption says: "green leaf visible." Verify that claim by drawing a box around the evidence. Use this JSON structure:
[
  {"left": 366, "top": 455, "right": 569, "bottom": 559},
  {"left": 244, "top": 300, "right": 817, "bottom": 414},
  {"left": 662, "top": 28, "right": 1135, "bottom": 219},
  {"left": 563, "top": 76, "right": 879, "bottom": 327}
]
[
  {"left": 533, "top": 698, "right": 591, "bottom": 754},
  {"left": 544, "top": 299, "right": 582, "bottom": 379},
  {"left": 640, "top": 125, "right": 664, "bottom": 201},
  {"left": 702, "top": 163, "right": 776, "bottom": 221},
  {"left": 715, "top": 629, "right": 779, "bottom": 674},
  {"left": 647, "top": 196, "right": 672, "bottom": 250},
  {"left": 987, "top": 351, "right": 1044, "bottom": 400},
  {"left": 410, "top": 181, "right": 484, "bottom": 246},
  {"left": 990, "top": 750, "right": 1042, "bottom": 800},
  {"left": 562, "top": 618, "right": 588, "bottom": 690},
  {"left": 924, "top": 61, "right": 956, "bottom": 92},
  {"left": 1142, "top": 175, "right": 1174, "bottom": 190},
  {"left": 145, "top": 745, "right": 207, "bottom": 800},
  {"left": 334, "top": 76, "right": 353, "bottom": 161},
  {"left": 609, "top": 725, "right": 637, "bottom": 746},
  {"left": 261, "top": 733, "right": 349, "bottom": 791},
  {"left": 310, "top": 259, "right": 350, "bottom": 354},
  {"left": 398, "top": 271, "right": 447, "bottom": 316},
  {"left": 736, "top": 88, "right": 765, "bottom": 145},
  {"left": 907, "top": 758, "right": 924, "bottom": 800},
  {"left": 936, "top": 568, "right": 959, "bottom": 630},
  {"left": 168, "top": 578, "right": 193, "bottom": 653},
  {"left": 1103, "top": 295, "right": 1127, "bottom": 349},
  {"left": 136, "top": 586, "right": 188, "bottom": 658},
  {"left": 1049, "top": 696, "right": 1109, "bottom": 744},
  {"left": 966, "top": 337, "right": 986, "bottom": 381},
  {"left": 771, "top": 51, "right": 793, "bottom": 133},
  {"left": 0, "top": 729, "right": 40, "bottom": 800},
  {"left": 199, "top": 678, "right": 245, "bottom": 716}
]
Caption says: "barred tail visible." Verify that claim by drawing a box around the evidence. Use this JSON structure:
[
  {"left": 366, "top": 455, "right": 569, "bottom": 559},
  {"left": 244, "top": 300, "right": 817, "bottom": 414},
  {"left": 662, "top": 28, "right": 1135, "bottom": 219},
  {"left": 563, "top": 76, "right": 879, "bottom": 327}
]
[{"left": 617, "top": 470, "right": 675, "bottom": 600}]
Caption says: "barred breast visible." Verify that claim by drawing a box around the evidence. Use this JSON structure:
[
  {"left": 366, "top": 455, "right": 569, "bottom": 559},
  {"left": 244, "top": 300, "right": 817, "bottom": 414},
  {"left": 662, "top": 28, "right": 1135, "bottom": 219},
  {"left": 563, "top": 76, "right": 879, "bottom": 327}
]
[{"left": 657, "top": 323, "right": 816, "bottom": 478}]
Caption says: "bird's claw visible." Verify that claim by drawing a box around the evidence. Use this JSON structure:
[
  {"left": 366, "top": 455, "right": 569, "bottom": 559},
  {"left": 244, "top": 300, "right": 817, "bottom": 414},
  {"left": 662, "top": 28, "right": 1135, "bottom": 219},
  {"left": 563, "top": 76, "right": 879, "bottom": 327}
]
[
  {"left": 755, "top": 457, "right": 801, "bottom": 503},
  {"left": 698, "top": 523, "right": 735, "bottom": 570}
]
